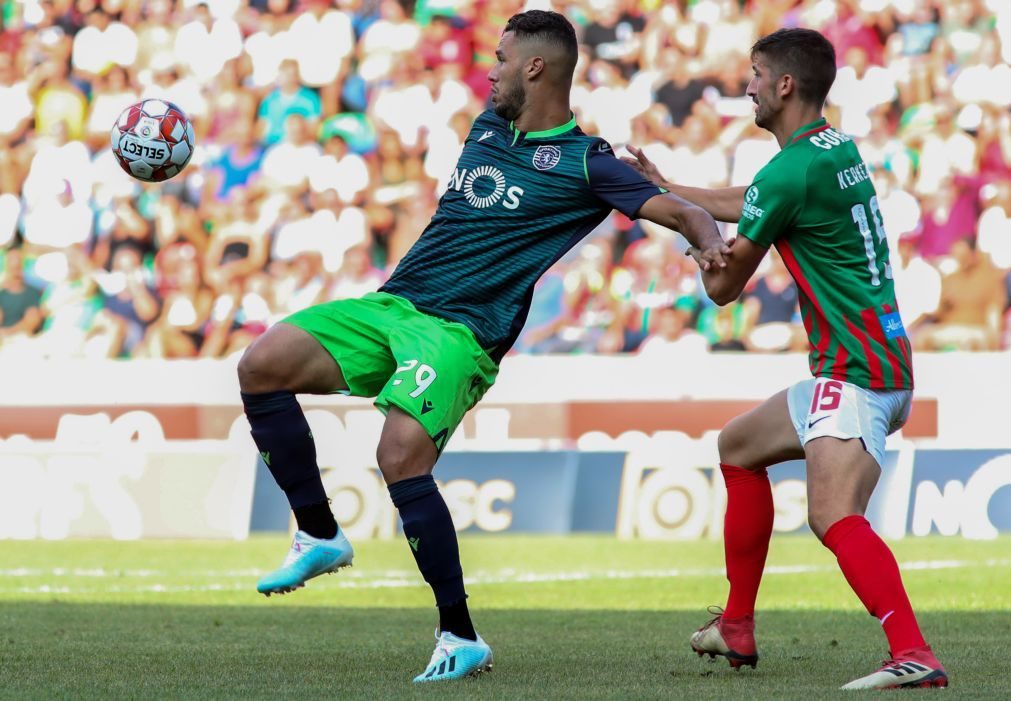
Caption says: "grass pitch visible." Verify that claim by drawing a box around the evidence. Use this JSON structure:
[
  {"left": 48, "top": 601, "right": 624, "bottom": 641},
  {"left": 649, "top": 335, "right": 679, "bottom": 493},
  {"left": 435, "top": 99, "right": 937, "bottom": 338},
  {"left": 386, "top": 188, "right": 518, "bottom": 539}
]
[{"left": 1, "top": 535, "right": 1008, "bottom": 700}]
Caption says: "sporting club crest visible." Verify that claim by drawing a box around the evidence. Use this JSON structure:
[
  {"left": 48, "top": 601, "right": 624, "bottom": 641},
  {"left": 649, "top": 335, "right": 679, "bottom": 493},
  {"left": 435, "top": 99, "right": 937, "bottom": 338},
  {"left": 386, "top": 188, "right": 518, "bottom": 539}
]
[{"left": 532, "top": 145, "right": 561, "bottom": 171}]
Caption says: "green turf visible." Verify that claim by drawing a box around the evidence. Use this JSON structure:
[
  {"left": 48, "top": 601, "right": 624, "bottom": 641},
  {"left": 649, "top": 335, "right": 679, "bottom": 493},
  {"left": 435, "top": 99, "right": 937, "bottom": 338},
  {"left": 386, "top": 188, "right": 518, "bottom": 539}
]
[{"left": 0, "top": 535, "right": 1008, "bottom": 699}]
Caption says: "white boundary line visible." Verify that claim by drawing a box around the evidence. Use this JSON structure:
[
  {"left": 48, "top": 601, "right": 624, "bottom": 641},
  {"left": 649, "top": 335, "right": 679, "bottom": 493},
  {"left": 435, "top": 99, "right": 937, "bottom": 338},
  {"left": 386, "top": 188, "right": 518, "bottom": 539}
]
[{"left": 1, "top": 559, "right": 1008, "bottom": 595}]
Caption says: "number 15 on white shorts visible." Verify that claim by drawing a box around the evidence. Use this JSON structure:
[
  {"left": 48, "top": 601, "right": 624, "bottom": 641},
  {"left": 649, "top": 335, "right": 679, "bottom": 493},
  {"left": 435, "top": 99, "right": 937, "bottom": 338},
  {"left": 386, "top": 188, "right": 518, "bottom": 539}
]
[{"left": 787, "top": 377, "right": 911, "bottom": 468}]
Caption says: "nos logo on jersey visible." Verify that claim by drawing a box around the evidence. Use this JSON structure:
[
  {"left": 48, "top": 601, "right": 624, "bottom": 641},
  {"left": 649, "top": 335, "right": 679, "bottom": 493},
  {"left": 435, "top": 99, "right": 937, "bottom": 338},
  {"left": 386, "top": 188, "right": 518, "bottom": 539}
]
[{"left": 449, "top": 165, "right": 525, "bottom": 210}]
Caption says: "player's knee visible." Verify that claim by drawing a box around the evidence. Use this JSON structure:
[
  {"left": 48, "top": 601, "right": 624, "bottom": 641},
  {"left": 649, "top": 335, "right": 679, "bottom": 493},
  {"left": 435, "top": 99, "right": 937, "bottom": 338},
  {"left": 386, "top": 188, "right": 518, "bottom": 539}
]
[
  {"left": 237, "top": 346, "right": 261, "bottom": 391},
  {"left": 376, "top": 441, "right": 429, "bottom": 484},
  {"left": 808, "top": 504, "right": 841, "bottom": 542},
  {"left": 238, "top": 339, "right": 287, "bottom": 393},
  {"left": 717, "top": 422, "right": 747, "bottom": 467},
  {"left": 716, "top": 429, "right": 733, "bottom": 462},
  {"left": 376, "top": 416, "right": 438, "bottom": 485}
]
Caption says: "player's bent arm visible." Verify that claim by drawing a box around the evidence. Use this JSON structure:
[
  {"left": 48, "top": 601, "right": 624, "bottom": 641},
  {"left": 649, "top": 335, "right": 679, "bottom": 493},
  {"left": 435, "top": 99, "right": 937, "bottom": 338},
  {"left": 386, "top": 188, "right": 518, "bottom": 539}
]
[
  {"left": 637, "top": 193, "right": 728, "bottom": 269},
  {"left": 663, "top": 184, "right": 747, "bottom": 224},
  {"left": 701, "top": 235, "right": 769, "bottom": 306},
  {"left": 622, "top": 146, "right": 746, "bottom": 222}
]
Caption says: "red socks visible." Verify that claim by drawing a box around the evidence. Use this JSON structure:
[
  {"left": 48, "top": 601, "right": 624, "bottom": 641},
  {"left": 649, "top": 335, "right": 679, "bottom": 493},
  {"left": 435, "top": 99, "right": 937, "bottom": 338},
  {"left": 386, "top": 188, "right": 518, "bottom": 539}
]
[
  {"left": 822, "top": 515, "right": 926, "bottom": 654},
  {"left": 719, "top": 464, "right": 927, "bottom": 656},
  {"left": 720, "top": 463, "right": 775, "bottom": 619}
]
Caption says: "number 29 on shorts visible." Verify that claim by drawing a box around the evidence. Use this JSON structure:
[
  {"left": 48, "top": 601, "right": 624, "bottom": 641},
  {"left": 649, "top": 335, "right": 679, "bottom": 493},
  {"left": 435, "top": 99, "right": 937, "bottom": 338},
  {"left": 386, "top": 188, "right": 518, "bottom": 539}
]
[{"left": 391, "top": 359, "right": 438, "bottom": 397}]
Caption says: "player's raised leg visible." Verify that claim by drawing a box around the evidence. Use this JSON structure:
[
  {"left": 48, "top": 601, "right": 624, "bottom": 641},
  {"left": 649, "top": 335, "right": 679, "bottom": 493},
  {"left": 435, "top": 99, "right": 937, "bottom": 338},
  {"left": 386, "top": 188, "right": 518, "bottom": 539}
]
[
  {"left": 239, "top": 322, "right": 354, "bottom": 595},
  {"left": 691, "top": 389, "right": 804, "bottom": 669},
  {"left": 805, "top": 437, "right": 947, "bottom": 689},
  {"left": 376, "top": 408, "right": 493, "bottom": 682}
]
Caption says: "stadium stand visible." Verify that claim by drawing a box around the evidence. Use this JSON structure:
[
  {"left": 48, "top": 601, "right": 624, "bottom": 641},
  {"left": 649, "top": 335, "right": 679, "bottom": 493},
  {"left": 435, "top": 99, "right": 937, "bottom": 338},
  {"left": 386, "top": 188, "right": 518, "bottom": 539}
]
[{"left": 0, "top": 0, "right": 1008, "bottom": 358}]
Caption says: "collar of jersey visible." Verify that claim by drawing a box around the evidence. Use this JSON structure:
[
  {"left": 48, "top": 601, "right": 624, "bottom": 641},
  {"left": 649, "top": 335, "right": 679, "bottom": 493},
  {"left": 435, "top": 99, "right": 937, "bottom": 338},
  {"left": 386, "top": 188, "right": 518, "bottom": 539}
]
[
  {"left": 509, "top": 113, "right": 577, "bottom": 145},
  {"left": 787, "top": 117, "right": 829, "bottom": 145}
]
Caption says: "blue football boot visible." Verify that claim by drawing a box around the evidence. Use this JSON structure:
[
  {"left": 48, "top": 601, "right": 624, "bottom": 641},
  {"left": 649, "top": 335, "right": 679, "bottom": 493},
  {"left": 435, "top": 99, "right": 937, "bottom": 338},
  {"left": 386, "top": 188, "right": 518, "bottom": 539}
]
[
  {"left": 413, "top": 630, "right": 493, "bottom": 683},
  {"left": 256, "top": 528, "right": 353, "bottom": 596}
]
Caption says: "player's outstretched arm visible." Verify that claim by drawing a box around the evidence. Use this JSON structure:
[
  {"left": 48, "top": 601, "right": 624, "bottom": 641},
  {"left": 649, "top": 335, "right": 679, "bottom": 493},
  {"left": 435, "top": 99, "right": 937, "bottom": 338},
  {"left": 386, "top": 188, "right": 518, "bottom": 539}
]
[
  {"left": 622, "top": 146, "right": 747, "bottom": 223},
  {"left": 694, "top": 235, "right": 769, "bottom": 306},
  {"left": 637, "top": 193, "right": 730, "bottom": 271}
]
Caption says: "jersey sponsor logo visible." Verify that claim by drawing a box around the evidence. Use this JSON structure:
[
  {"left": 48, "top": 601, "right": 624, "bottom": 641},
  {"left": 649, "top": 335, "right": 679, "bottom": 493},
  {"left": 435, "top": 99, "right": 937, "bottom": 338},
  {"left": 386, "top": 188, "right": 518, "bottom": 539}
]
[
  {"left": 448, "top": 165, "right": 525, "bottom": 209},
  {"left": 463, "top": 164, "right": 506, "bottom": 208},
  {"left": 742, "top": 185, "right": 765, "bottom": 220},
  {"left": 878, "top": 311, "right": 906, "bottom": 339},
  {"left": 532, "top": 144, "right": 561, "bottom": 171},
  {"left": 810, "top": 127, "right": 853, "bottom": 150},
  {"left": 478, "top": 130, "right": 495, "bottom": 142},
  {"left": 596, "top": 141, "right": 611, "bottom": 152}
]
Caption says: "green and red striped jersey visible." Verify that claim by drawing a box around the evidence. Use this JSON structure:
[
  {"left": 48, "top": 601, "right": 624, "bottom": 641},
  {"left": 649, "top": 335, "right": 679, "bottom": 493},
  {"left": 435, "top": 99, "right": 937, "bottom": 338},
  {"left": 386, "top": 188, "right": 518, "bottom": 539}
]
[{"left": 738, "top": 118, "right": 913, "bottom": 390}]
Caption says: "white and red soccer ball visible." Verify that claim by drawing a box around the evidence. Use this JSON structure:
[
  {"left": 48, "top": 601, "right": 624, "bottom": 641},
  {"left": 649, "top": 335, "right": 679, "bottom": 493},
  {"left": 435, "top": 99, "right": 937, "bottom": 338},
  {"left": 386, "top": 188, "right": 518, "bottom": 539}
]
[{"left": 110, "top": 99, "right": 195, "bottom": 183}]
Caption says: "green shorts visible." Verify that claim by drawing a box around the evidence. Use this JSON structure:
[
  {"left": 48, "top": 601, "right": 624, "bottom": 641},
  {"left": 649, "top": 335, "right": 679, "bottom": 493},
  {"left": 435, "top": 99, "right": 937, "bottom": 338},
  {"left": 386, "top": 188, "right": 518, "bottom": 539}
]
[{"left": 283, "top": 292, "right": 498, "bottom": 452}]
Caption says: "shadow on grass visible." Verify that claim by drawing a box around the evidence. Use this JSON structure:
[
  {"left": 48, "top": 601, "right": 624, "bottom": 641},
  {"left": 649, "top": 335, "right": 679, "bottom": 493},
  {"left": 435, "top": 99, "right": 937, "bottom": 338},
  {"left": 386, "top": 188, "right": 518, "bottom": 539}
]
[{"left": 0, "top": 604, "right": 1005, "bottom": 700}]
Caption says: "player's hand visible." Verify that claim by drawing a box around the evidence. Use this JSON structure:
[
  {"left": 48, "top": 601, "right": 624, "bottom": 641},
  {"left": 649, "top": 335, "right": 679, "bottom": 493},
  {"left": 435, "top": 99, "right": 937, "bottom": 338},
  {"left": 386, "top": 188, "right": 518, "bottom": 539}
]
[
  {"left": 621, "top": 145, "right": 666, "bottom": 188},
  {"left": 686, "top": 238, "right": 732, "bottom": 271}
]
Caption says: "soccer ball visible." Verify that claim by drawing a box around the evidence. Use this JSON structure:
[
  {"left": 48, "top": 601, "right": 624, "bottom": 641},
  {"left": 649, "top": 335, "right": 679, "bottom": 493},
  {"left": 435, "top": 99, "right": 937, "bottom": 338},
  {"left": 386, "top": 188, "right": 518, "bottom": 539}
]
[{"left": 110, "top": 99, "right": 195, "bottom": 183}]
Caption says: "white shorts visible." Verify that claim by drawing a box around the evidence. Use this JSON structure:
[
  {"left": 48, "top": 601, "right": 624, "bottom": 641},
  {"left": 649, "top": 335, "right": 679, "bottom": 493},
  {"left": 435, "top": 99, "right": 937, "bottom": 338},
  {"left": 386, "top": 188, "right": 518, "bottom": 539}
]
[{"left": 786, "top": 377, "right": 912, "bottom": 468}]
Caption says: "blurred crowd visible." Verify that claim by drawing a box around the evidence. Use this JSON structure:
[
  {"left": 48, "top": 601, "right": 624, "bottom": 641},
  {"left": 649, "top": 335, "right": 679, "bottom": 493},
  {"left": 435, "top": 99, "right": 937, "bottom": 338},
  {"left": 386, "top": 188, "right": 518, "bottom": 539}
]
[{"left": 0, "top": 0, "right": 1009, "bottom": 360}]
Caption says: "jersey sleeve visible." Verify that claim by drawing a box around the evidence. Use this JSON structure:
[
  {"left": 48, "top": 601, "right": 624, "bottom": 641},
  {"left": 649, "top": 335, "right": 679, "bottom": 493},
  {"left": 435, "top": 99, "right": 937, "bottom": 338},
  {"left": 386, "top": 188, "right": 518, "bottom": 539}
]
[
  {"left": 737, "top": 160, "right": 806, "bottom": 248},
  {"left": 584, "top": 140, "right": 665, "bottom": 219}
]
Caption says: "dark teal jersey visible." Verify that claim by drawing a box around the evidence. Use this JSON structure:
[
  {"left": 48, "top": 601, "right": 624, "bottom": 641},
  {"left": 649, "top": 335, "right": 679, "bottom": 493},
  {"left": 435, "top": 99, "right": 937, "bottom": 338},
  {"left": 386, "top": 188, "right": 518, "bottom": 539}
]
[{"left": 380, "top": 110, "right": 663, "bottom": 361}]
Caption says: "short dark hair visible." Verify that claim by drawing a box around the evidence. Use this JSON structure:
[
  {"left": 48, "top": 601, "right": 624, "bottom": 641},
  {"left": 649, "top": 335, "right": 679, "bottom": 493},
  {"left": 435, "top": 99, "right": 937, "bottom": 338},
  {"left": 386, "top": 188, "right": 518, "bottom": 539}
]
[
  {"left": 504, "top": 10, "right": 578, "bottom": 71},
  {"left": 751, "top": 28, "right": 837, "bottom": 106}
]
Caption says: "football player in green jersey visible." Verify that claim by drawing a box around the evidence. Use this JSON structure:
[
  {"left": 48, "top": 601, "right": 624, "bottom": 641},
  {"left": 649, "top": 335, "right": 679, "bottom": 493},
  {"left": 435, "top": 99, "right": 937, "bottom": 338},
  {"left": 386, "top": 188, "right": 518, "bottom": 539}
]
[
  {"left": 238, "top": 9, "right": 729, "bottom": 682},
  {"left": 626, "top": 28, "right": 946, "bottom": 690}
]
